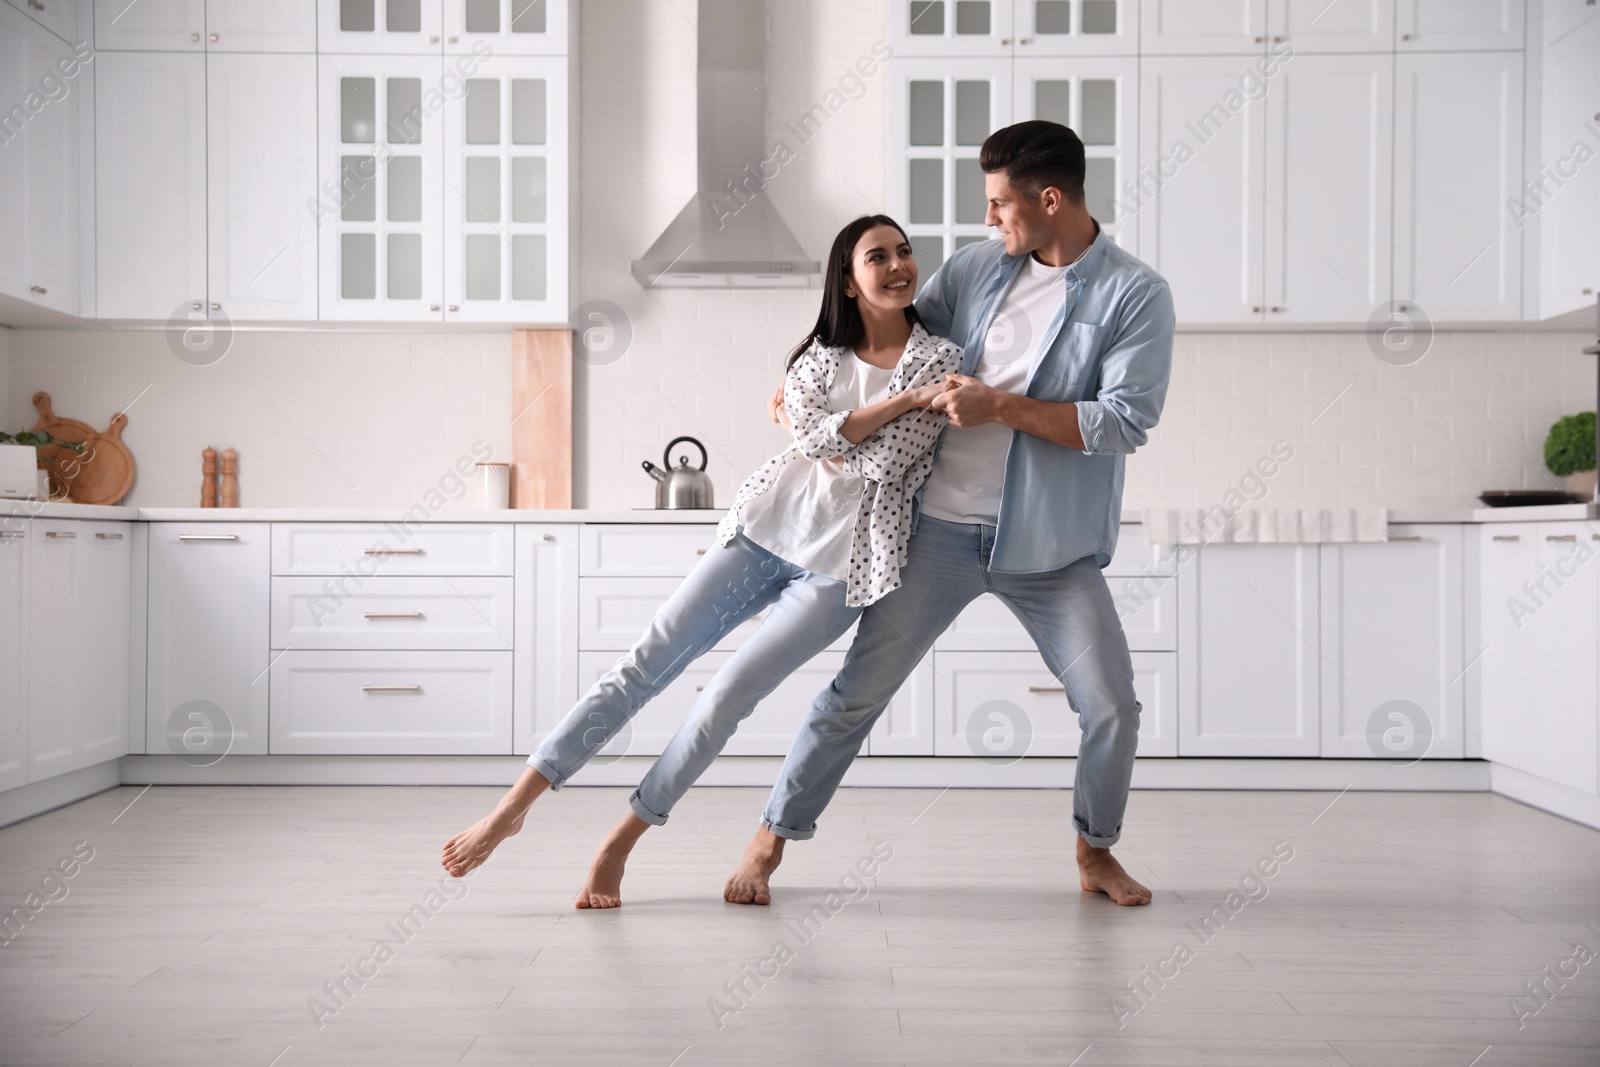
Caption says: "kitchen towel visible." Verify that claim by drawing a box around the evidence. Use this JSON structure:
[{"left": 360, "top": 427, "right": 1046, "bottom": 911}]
[{"left": 1141, "top": 507, "right": 1390, "bottom": 545}]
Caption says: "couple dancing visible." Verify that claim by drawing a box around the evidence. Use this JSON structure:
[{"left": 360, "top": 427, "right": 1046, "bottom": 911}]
[{"left": 442, "top": 120, "right": 1174, "bottom": 908}]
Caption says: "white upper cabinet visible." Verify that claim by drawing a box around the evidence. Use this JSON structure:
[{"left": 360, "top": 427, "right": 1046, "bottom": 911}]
[
  {"left": 207, "top": 53, "right": 319, "bottom": 319},
  {"left": 1268, "top": 0, "right": 1393, "bottom": 53},
  {"left": 0, "top": 8, "right": 83, "bottom": 316},
  {"left": 442, "top": 56, "right": 568, "bottom": 322},
  {"left": 443, "top": 0, "right": 568, "bottom": 55},
  {"left": 206, "top": 0, "right": 317, "bottom": 52},
  {"left": 1396, "top": 0, "right": 1525, "bottom": 51},
  {"left": 1394, "top": 51, "right": 1524, "bottom": 322},
  {"left": 1139, "top": 0, "right": 1267, "bottom": 54},
  {"left": 94, "top": 50, "right": 208, "bottom": 319},
  {"left": 6, "top": 0, "right": 78, "bottom": 43},
  {"left": 888, "top": 57, "right": 1015, "bottom": 279},
  {"left": 1014, "top": 57, "right": 1140, "bottom": 250},
  {"left": 1014, "top": 0, "right": 1138, "bottom": 57},
  {"left": 892, "top": 0, "right": 1017, "bottom": 55},
  {"left": 1263, "top": 54, "right": 1393, "bottom": 323},
  {"left": 1530, "top": 0, "right": 1600, "bottom": 318},
  {"left": 318, "top": 55, "right": 446, "bottom": 320},
  {"left": 93, "top": 0, "right": 206, "bottom": 50},
  {"left": 319, "top": 0, "right": 445, "bottom": 53},
  {"left": 1136, "top": 56, "right": 1268, "bottom": 324}
]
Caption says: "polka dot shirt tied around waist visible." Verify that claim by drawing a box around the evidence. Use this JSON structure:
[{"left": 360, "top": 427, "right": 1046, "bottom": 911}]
[{"left": 716, "top": 323, "right": 963, "bottom": 608}]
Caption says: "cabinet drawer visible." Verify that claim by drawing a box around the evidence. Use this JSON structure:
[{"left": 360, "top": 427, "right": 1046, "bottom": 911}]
[
  {"left": 268, "top": 651, "right": 512, "bottom": 754},
  {"left": 272, "top": 577, "right": 513, "bottom": 651},
  {"left": 1105, "top": 525, "right": 1174, "bottom": 577},
  {"left": 272, "top": 523, "right": 513, "bottom": 576},
  {"left": 578, "top": 576, "right": 856, "bottom": 653},
  {"left": 934, "top": 581, "right": 1177, "bottom": 651},
  {"left": 571, "top": 650, "right": 844, "bottom": 758},
  {"left": 933, "top": 650, "right": 1177, "bottom": 758},
  {"left": 580, "top": 524, "right": 720, "bottom": 577}
]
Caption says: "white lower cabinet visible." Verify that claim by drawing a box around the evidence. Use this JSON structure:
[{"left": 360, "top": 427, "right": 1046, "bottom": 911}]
[
  {"left": 0, "top": 523, "right": 28, "bottom": 791},
  {"left": 516, "top": 524, "right": 578, "bottom": 755},
  {"left": 147, "top": 523, "right": 271, "bottom": 759},
  {"left": 28, "top": 520, "right": 131, "bottom": 782},
  {"left": 1319, "top": 526, "right": 1465, "bottom": 759},
  {"left": 1480, "top": 523, "right": 1599, "bottom": 794},
  {"left": 269, "top": 650, "right": 512, "bottom": 754},
  {"left": 935, "top": 650, "right": 1178, "bottom": 758},
  {"left": 1180, "top": 543, "right": 1320, "bottom": 756}
]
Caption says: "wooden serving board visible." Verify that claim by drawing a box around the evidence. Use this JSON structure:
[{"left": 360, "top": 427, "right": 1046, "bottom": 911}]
[{"left": 28, "top": 391, "right": 137, "bottom": 505}]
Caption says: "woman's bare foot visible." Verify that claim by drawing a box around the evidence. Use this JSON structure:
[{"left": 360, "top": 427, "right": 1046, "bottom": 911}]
[
  {"left": 724, "top": 828, "right": 785, "bottom": 905},
  {"left": 1077, "top": 835, "right": 1152, "bottom": 906},
  {"left": 441, "top": 809, "right": 523, "bottom": 877},
  {"left": 575, "top": 813, "right": 651, "bottom": 910},
  {"left": 440, "top": 767, "right": 551, "bottom": 877}
]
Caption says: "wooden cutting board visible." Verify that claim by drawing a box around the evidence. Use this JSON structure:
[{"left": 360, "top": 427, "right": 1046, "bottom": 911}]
[{"left": 28, "top": 392, "right": 137, "bottom": 505}]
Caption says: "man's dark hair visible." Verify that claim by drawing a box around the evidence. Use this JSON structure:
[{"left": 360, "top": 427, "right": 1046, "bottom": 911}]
[{"left": 979, "top": 120, "right": 1086, "bottom": 204}]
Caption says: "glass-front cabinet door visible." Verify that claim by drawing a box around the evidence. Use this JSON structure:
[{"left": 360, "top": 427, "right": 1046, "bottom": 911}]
[
  {"left": 891, "top": 0, "right": 1017, "bottom": 55},
  {"left": 442, "top": 57, "right": 568, "bottom": 322},
  {"left": 1012, "top": 59, "right": 1139, "bottom": 251},
  {"left": 1014, "top": 0, "right": 1139, "bottom": 56},
  {"left": 443, "top": 0, "right": 569, "bottom": 55},
  {"left": 318, "top": 56, "right": 445, "bottom": 320},
  {"left": 888, "top": 59, "right": 1015, "bottom": 278},
  {"left": 319, "top": 0, "right": 445, "bottom": 53}
]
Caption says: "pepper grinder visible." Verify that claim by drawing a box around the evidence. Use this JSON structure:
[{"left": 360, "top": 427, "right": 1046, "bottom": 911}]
[
  {"left": 220, "top": 448, "right": 239, "bottom": 508},
  {"left": 201, "top": 447, "right": 218, "bottom": 507}
]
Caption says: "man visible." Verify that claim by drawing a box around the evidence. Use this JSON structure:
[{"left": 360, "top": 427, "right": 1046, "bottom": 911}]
[{"left": 727, "top": 120, "right": 1174, "bottom": 907}]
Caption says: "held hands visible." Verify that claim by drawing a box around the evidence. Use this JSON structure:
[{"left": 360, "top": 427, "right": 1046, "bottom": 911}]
[
  {"left": 768, "top": 381, "right": 793, "bottom": 432},
  {"left": 928, "top": 374, "right": 1003, "bottom": 428}
]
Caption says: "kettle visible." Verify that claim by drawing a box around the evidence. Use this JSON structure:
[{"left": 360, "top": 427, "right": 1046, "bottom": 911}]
[{"left": 642, "top": 436, "right": 715, "bottom": 509}]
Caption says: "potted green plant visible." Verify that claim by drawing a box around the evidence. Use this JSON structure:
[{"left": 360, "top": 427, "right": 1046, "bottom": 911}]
[
  {"left": 1544, "top": 411, "right": 1597, "bottom": 502},
  {"left": 0, "top": 430, "right": 86, "bottom": 500}
]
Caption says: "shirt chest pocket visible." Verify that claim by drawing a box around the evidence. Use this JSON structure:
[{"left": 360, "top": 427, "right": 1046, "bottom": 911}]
[{"left": 1029, "top": 320, "right": 1104, "bottom": 402}]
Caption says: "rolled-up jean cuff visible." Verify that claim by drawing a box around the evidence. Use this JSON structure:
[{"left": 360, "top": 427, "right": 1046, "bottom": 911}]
[
  {"left": 760, "top": 814, "right": 816, "bottom": 841},
  {"left": 628, "top": 792, "right": 669, "bottom": 826},
  {"left": 526, "top": 753, "right": 568, "bottom": 790},
  {"left": 1078, "top": 826, "right": 1120, "bottom": 849}
]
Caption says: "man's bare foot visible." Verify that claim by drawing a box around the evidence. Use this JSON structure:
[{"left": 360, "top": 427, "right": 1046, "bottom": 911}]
[
  {"left": 1077, "top": 835, "right": 1152, "bottom": 906},
  {"left": 724, "top": 828, "right": 785, "bottom": 905},
  {"left": 575, "top": 814, "right": 651, "bottom": 910},
  {"left": 441, "top": 809, "right": 523, "bottom": 877}
]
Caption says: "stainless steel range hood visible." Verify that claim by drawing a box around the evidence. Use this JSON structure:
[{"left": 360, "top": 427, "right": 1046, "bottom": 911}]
[{"left": 630, "top": 0, "right": 820, "bottom": 289}]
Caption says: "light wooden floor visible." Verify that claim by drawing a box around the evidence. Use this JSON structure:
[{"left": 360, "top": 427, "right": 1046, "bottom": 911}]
[{"left": 2, "top": 785, "right": 1598, "bottom": 1065}]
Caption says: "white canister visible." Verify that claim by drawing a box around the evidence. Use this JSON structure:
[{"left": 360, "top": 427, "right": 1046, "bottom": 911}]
[{"left": 476, "top": 463, "right": 511, "bottom": 509}]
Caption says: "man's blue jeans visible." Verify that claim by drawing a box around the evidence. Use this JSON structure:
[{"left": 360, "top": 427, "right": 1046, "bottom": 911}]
[
  {"left": 760, "top": 515, "right": 1142, "bottom": 848},
  {"left": 527, "top": 530, "right": 861, "bottom": 825}
]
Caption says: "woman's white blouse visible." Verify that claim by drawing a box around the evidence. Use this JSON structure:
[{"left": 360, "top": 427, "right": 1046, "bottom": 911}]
[{"left": 716, "top": 323, "right": 962, "bottom": 607}]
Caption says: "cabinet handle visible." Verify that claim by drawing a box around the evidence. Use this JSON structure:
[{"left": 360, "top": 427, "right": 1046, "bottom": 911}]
[
  {"left": 209, "top": 34, "right": 218, "bottom": 42},
  {"left": 367, "top": 547, "right": 424, "bottom": 555},
  {"left": 1546, "top": 534, "right": 1578, "bottom": 542},
  {"left": 45, "top": 530, "right": 76, "bottom": 539},
  {"left": 95, "top": 532, "right": 124, "bottom": 541},
  {"left": 363, "top": 685, "right": 423, "bottom": 693},
  {"left": 695, "top": 685, "right": 705, "bottom": 692},
  {"left": 28, "top": 0, "right": 43, "bottom": 11},
  {"left": 1272, "top": 35, "right": 1284, "bottom": 43},
  {"left": 190, "top": 32, "right": 200, "bottom": 41},
  {"left": 428, "top": 35, "right": 439, "bottom": 43},
  {"left": 0, "top": 531, "right": 25, "bottom": 539},
  {"left": 1251, "top": 305, "right": 1263, "bottom": 314},
  {"left": 429, "top": 304, "right": 441, "bottom": 312},
  {"left": 29, "top": 285, "right": 46, "bottom": 295},
  {"left": 211, "top": 302, "right": 220, "bottom": 310},
  {"left": 1400, "top": 33, "right": 1412, "bottom": 41},
  {"left": 178, "top": 534, "right": 240, "bottom": 541},
  {"left": 695, "top": 548, "right": 707, "bottom": 555},
  {"left": 1388, "top": 535, "right": 1422, "bottom": 542},
  {"left": 447, "top": 35, "right": 459, "bottom": 43},
  {"left": 1492, "top": 535, "right": 1520, "bottom": 542},
  {"left": 447, "top": 304, "right": 459, "bottom": 312},
  {"left": 1254, "top": 35, "right": 1265, "bottom": 43},
  {"left": 1028, "top": 685, "right": 1065, "bottom": 694},
  {"left": 1018, "top": 37, "right": 1032, "bottom": 44},
  {"left": 1269, "top": 306, "right": 1286, "bottom": 313},
  {"left": 999, "top": 37, "right": 1011, "bottom": 45},
  {"left": 364, "top": 611, "right": 425, "bottom": 620},
  {"left": 541, "top": 533, "right": 556, "bottom": 541}
]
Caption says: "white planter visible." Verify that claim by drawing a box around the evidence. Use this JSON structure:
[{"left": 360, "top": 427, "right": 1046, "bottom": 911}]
[{"left": 0, "top": 444, "right": 42, "bottom": 500}]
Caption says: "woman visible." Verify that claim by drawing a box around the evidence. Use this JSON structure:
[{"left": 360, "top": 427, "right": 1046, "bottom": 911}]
[{"left": 441, "top": 215, "right": 960, "bottom": 907}]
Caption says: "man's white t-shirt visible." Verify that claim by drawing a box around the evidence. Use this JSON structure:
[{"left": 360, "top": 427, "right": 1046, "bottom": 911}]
[
  {"left": 739, "top": 351, "right": 896, "bottom": 580},
  {"left": 919, "top": 252, "right": 1073, "bottom": 525}
]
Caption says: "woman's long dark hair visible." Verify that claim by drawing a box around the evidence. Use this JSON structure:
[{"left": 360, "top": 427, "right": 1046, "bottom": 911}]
[{"left": 787, "top": 214, "right": 923, "bottom": 369}]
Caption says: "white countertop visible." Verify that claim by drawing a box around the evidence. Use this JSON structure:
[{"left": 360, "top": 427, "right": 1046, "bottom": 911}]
[{"left": 5, "top": 502, "right": 1596, "bottom": 525}]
